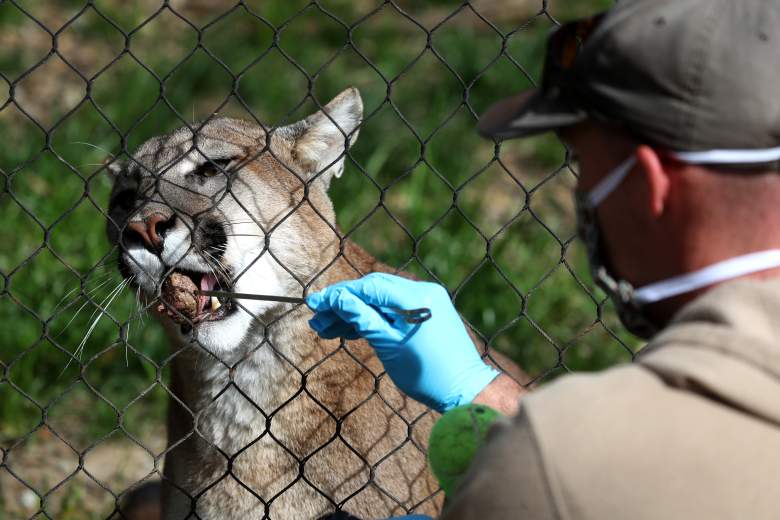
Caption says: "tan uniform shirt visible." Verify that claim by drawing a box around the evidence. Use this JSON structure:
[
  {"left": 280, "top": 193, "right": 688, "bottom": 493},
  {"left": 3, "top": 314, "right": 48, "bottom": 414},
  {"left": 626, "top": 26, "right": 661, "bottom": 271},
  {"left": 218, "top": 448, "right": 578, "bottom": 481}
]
[{"left": 441, "top": 277, "right": 780, "bottom": 519}]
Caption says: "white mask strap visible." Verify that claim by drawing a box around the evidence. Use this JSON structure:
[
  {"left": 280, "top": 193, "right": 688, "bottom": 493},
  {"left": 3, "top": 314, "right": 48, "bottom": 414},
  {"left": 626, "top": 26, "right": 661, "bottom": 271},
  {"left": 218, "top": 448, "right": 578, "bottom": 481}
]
[
  {"left": 671, "top": 146, "right": 780, "bottom": 164},
  {"left": 586, "top": 145, "right": 780, "bottom": 209},
  {"left": 587, "top": 156, "right": 637, "bottom": 207},
  {"left": 635, "top": 249, "right": 780, "bottom": 304}
]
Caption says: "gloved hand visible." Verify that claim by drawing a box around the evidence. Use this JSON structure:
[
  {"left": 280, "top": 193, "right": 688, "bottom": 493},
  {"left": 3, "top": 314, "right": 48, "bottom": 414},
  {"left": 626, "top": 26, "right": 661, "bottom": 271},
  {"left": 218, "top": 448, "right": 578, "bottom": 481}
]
[{"left": 306, "top": 273, "right": 499, "bottom": 412}]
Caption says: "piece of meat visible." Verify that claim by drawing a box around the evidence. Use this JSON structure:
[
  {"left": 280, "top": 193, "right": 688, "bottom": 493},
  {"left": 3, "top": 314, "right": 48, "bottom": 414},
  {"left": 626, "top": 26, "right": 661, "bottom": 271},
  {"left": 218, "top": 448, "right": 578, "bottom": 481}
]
[{"left": 158, "top": 272, "right": 199, "bottom": 322}]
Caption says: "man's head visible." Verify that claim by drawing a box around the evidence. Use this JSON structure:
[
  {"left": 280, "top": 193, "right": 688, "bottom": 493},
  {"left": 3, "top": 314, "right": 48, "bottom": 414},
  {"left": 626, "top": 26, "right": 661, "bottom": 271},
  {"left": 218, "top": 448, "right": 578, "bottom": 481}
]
[
  {"left": 478, "top": 0, "right": 780, "bottom": 337},
  {"left": 559, "top": 122, "right": 780, "bottom": 329}
]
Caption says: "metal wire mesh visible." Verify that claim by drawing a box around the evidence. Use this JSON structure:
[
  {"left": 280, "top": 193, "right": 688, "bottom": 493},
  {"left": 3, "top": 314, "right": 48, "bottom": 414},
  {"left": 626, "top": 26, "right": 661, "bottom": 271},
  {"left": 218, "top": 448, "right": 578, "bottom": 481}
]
[{"left": 0, "top": 1, "right": 635, "bottom": 518}]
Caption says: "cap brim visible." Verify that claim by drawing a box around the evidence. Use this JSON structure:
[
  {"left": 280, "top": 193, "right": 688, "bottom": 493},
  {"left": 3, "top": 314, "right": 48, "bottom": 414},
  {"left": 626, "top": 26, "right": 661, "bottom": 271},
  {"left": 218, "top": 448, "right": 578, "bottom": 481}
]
[{"left": 477, "top": 89, "right": 588, "bottom": 139}]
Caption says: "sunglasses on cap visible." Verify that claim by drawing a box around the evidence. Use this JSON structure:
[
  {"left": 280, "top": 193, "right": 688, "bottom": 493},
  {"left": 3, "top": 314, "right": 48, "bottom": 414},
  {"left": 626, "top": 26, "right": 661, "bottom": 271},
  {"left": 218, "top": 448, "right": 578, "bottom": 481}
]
[
  {"left": 541, "top": 13, "right": 605, "bottom": 92},
  {"left": 476, "top": 12, "right": 606, "bottom": 139}
]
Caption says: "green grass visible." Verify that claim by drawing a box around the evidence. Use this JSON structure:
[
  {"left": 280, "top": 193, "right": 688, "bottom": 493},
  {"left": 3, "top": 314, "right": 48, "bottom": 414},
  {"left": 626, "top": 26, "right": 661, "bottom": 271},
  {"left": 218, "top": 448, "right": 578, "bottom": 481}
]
[{"left": 0, "top": 0, "right": 631, "bottom": 463}]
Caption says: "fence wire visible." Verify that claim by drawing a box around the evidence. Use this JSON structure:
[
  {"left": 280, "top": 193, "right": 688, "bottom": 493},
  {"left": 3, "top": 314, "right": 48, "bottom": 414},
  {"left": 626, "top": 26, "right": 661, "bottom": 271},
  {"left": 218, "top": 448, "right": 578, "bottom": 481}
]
[{"left": 0, "top": 1, "right": 634, "bottom": 518}]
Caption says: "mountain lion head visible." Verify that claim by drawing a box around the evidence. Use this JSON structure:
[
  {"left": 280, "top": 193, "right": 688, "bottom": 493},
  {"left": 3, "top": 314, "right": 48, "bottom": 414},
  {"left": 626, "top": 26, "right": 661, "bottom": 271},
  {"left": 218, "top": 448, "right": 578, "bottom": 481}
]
[{"left": 106, "top": 88, "right": 363, "bottom": 355}]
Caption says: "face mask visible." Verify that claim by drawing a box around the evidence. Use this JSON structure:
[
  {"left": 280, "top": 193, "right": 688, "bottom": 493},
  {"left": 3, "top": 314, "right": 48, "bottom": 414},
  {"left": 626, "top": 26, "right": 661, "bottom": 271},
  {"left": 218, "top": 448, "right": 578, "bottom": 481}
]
[
  {"left": 575, "top": 151, "right": 780, "bottom": 339},
  {"left": 575, "top": 155, "right": 659, "bottom": 338}
]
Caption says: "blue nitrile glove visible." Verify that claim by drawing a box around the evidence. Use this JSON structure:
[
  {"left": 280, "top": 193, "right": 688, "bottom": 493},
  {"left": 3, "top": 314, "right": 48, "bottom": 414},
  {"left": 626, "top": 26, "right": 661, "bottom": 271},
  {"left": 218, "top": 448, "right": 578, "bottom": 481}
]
[{"left": 306, "top": 273, "right": 499, "bottom": 413}]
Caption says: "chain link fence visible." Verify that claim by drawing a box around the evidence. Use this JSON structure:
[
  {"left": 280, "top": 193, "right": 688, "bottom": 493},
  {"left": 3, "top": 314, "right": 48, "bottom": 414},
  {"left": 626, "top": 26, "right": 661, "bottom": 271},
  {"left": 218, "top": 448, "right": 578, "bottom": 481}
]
[{"left": 0, "top": 0, "right": 633, "bottom": 518}]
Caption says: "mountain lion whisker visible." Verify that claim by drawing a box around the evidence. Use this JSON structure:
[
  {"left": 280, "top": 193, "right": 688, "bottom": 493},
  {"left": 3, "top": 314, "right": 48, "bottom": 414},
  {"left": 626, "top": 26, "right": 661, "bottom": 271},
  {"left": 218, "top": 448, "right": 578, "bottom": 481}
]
[
  {"left": 200, "top": 250, "right": 232, "bottom": 283},
  {"left": 61, "top": 276, "right": 132, "bottom": 376},
  {"left": 51, "top": 272, "right": 114, "bottom": 318},
  {"left": 71, "top": 140, "right": 113, "bottom": 157},
  {"left": 53, "top": 276, "right": 116, "bottom": 338}
]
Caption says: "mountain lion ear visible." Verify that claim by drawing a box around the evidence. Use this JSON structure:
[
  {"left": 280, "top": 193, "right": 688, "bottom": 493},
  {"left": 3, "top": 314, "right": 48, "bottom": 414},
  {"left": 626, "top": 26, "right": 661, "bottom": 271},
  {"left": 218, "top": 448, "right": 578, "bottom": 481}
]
[{"left": 280, "top": 87, "right": 363, "bottom": 189}]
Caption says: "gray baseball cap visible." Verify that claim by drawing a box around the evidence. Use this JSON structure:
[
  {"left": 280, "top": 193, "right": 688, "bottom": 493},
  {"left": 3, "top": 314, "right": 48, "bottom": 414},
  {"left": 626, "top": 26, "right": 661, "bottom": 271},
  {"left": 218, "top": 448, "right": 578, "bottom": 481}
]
[{"left": 478, "top": 0, "right": 780, "bottom": 153}]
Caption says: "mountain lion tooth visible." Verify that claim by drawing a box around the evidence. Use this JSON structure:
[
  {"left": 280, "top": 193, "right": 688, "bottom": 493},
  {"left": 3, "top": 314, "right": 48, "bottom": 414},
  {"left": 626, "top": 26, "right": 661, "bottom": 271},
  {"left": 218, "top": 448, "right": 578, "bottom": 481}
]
[{"left": 211, "top": 296, "right": 221, "bottom": 311}]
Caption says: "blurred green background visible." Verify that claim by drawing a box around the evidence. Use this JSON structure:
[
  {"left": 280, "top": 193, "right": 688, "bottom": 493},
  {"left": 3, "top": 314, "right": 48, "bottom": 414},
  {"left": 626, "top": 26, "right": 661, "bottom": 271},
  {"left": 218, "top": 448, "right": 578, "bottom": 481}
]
[{"left": 0, "top": 0, "right": 634, "bottom": 516}]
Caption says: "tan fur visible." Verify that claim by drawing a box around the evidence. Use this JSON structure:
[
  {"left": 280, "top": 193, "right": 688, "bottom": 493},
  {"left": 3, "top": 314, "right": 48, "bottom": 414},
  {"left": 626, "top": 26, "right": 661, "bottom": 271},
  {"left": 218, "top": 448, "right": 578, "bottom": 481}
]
[{"left": 109, "top": 88, "right": 523, "bottom": 519}]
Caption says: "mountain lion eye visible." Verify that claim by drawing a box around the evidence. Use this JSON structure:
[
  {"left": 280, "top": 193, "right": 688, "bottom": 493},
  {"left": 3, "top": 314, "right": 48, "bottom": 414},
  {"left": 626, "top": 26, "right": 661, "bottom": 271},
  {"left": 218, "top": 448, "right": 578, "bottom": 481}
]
[{"left": 195, "top": 158, "right": 233, "bottom": 178}]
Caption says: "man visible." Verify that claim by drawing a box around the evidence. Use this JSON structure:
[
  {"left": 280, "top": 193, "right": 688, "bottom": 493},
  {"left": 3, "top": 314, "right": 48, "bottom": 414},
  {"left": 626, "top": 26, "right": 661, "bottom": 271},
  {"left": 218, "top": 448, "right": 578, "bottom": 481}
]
[{"left": 307, "top": 0, "right": 780, "bottom": 517}]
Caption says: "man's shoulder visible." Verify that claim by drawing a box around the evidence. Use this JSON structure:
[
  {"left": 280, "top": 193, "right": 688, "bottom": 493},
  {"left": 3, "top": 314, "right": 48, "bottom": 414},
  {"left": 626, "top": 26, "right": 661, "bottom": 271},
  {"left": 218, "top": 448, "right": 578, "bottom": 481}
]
[
  {"left": 517, "top": 365, "right": 683, "bottom": 498},
  {"left": 515, "top": 359, "right": 780, "bottom": 519},
  {"left": 523, "top": 362, "right": 665, "bottom": 426},
  {"left": 449, "top": 356, "right": 780, "bottom": 520},
  {"left": 519, "top": 359, "right": 730, "bottom": 448}
]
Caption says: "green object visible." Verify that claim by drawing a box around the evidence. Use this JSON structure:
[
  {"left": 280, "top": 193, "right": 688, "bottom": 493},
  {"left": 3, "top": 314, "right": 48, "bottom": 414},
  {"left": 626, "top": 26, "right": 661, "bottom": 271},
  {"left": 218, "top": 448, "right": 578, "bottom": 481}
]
[{"left": 427, "top": 403, "right": 502, "bottom": 496}]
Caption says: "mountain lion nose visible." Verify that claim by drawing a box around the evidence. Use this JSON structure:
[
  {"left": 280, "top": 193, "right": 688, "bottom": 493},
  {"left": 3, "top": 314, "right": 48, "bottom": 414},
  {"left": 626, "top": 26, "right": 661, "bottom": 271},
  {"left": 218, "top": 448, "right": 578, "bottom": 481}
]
[{"left": 125, "top": 213, "right": 174, "bottom": 252}]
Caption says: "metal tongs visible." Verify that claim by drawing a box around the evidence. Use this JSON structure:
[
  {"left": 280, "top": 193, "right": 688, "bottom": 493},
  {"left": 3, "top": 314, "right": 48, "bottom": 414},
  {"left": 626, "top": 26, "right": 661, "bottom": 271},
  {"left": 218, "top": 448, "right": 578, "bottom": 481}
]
[{"left": 197, "top": 290, "right": 432, "bottom": 324}]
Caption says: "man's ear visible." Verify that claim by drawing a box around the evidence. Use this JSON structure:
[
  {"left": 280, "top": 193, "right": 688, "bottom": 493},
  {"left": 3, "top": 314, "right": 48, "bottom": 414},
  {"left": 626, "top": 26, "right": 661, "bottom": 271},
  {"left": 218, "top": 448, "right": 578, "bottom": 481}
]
[
  {"left": 279, "top": 87, "right": 363, "bottom": 189},
  {"left": 636, "top": 145, "right": 670, "bottom": 218}
]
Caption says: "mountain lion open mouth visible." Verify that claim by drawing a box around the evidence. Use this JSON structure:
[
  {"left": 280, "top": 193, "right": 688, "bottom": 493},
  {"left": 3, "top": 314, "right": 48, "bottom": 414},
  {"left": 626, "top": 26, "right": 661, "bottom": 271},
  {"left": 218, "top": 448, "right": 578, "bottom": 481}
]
[{"left": 156, "top": 270, "right": 235, "bottom": 331}]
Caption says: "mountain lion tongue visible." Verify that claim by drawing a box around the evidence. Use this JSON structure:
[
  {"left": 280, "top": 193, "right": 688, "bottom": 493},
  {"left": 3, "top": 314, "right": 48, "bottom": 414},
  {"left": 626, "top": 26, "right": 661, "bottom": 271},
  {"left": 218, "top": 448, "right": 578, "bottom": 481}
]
[{"left": 199, "top": 273, "right": 217, "bottom": 314}]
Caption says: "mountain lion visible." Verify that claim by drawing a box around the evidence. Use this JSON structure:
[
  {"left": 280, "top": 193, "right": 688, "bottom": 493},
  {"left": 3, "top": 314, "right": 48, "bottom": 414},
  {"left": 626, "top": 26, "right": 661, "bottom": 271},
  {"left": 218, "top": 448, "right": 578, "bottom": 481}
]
[{"left": 106, "top": 87, "right": 520, "bottom": 519}]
